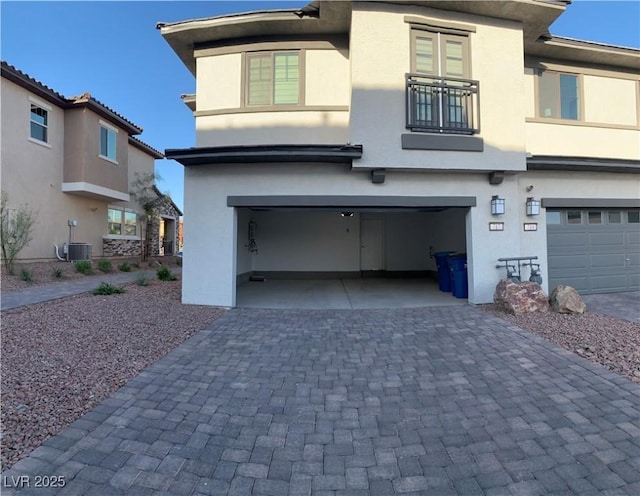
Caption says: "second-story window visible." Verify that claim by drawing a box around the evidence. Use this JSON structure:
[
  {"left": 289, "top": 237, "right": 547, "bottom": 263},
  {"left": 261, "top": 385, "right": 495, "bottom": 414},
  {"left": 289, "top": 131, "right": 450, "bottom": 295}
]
[
  {"left": 99, "top": 122, "right": 117, "bottom": 161},
  {"left": 538, "top": 71, "right": 580, "bottom": 120},
  {"left": 246, "top": 51, "right": 301, "bottom": 106},
  {"left": 30, "top": 103, "right": 48, "bottom": 143},
  {"left": 407, "top": 28, "right": 478, "bottom": 134}
]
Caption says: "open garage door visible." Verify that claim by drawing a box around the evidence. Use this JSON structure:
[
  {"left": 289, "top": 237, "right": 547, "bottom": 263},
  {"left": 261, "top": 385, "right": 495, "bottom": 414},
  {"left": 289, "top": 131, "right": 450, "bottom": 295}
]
[{"left": 547, "top": 209, "right": 640, "bottom": 294}]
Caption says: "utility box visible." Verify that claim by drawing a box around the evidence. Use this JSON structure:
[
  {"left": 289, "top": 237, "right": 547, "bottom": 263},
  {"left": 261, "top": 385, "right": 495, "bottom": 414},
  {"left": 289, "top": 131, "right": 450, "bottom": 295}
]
[{"left": 68, "top": 243, "right": 92, "bottom": 261}]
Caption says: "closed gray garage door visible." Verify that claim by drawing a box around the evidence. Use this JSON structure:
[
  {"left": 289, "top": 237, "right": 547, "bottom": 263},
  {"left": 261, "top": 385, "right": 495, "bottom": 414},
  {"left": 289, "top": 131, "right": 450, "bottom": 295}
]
[{"left": 547, "top": 209, "right": 640, "bottom": 294}]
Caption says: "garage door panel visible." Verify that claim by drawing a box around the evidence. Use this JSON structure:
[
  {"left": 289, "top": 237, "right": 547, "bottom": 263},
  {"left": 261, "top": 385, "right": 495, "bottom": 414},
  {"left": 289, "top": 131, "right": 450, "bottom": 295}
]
[
  {"left": 547, "top": 232, "right": 588, "bottom": 246},
  {"left": 590, "top": 232, "right": 624, "bottom": 245},
  {"left": 548, "top": 275, "right": 588, "bottom": 292},
  {"left": 590, "top": 274, "right": 628, "bottom": 292},
  {"left": 590, "top": 254, "right": 626, "bottom": 268},
  {"left": 548, "top": 254, "right": 589, "bottom": 269},
  {"left": 627, "top": 231, "right": 640, "bottom": 246}
]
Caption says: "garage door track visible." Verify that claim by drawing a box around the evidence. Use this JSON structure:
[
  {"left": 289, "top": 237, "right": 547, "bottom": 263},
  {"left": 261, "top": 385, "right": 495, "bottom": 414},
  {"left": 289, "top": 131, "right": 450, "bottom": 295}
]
[{"left": 3, "top": 306, "right": 639, "bottom": 495}]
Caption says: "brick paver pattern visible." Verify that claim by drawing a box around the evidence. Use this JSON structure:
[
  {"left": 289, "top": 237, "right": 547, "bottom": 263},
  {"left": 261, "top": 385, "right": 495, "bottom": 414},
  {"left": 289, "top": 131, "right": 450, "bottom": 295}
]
[{"left": 3, "top": 306, "right": 639, "bottom": 495}]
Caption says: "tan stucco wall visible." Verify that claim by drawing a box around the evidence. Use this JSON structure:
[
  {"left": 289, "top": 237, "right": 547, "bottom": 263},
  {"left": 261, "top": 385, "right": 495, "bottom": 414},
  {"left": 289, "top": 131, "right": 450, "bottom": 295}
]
[
  {"left": 1, "top": 79, "right": 109, "bottom": 260},
  {"left": 196, "top": 53, "right": 242, "bottom": 110},
  {"left": 64, "top": 109, "right": 129, "bottom": 194},
  {"left": 583, "top": 76, "right": 637, "bottom": 126},
  {"left": 348, "top": 3, "right": 527, "bottom": 172}
]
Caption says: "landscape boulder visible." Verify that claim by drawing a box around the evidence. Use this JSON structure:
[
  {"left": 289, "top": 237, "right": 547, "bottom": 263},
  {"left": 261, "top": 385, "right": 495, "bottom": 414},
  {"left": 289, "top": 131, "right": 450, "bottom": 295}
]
[
  {"left": 549, "top": 285, "right": 586, "bottom": 314},
  {"left": 494, "top": 279, "right": 549, "bottom": 315}
]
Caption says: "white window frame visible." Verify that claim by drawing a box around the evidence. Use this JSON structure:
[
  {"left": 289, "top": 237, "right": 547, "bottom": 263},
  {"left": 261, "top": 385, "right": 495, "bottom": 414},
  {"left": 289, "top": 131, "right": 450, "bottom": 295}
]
[
  {"left": 107, "top": 207, "right": 138, "bottom": 238},
  {"left": 99, "top": 119, "right": 118, "bottom": 163},
  {"left": 28, "top": 97, "right": 51, "bottom": 147}
]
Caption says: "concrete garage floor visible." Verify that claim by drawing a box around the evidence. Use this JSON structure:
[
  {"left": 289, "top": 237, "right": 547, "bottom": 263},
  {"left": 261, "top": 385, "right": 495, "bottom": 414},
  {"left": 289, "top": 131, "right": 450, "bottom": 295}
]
[{"left": 236, "top": 278, "right": 468, "bottom": 309}]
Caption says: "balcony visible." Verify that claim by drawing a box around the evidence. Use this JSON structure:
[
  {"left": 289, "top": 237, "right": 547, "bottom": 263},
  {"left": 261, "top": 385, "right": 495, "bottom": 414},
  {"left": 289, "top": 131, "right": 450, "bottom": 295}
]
[{"left": 406, "top": 74, "right": 480, "bottom": 135}]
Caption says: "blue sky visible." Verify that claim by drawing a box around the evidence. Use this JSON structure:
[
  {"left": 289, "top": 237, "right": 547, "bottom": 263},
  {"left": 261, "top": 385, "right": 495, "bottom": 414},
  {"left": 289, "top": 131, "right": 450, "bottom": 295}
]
[{"left": 2, "top": 1, "right": 639, "bottom": 211}]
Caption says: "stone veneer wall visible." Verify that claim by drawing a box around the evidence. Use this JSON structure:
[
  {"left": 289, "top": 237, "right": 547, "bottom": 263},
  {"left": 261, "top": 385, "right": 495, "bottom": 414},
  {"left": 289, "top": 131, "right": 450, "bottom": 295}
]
[
  {"left": 148, "top": 198, "right": 182, "bottom": 256},
  {"left": 103, "top": 238, "right": 142, "bottom": 257}
]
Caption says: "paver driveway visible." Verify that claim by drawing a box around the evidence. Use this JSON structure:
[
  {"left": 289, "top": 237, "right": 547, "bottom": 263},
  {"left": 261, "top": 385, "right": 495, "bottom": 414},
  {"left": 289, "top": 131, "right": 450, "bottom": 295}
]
[{"left": 3, "top": 306, "right": 640, "bottom": 495}]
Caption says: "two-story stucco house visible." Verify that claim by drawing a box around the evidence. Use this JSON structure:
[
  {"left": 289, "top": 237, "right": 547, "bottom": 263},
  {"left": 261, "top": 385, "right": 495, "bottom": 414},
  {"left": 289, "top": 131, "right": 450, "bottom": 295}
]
[
  {"left": 1, "top": 62, "right": 182, "bottom": 263},
  {"left": 159, "top": 0, "right": 639, "bottom": 307}
]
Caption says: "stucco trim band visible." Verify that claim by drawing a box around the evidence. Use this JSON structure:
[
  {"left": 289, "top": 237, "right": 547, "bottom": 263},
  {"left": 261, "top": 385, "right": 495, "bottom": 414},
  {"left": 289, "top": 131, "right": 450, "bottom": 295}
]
[
  {"left": 401, "top": 134, "right": 484, "bottom": 152},
  {"left": 542, "top": 198, "right": 640, "bottom": 208},
  {"left": 227, "top": 195, "right": 477, "bottom": 208},
  {"left": 61, "top": 182, "right": 129, "bottom": 202},
  {"left": 527, "top": 155, "right": 640, "bottom": 173}
]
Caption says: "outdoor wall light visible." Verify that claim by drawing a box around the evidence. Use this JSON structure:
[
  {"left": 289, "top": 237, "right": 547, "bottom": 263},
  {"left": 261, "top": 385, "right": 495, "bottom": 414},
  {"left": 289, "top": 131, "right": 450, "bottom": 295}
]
[
  {"left": 490, "top": 196, "right": 505, "bottom": 215},
  {"left": 526, "top": 197, "right": 541, "bottom": 216},
  {"left": 341, "top": 212, "right": 354, "bottom": 217}
]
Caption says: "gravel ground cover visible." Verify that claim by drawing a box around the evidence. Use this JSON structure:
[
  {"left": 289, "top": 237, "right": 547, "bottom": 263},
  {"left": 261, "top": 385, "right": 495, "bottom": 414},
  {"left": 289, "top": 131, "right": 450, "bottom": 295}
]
[
  {"left": 484, "top": 305, "right": 640, "bottom": 385},
  {"left": 1, "top": 261, "right": 87, "bottom": 292},
  {"left": 0, "top": 279, "right": 225, "bottom": 469}
]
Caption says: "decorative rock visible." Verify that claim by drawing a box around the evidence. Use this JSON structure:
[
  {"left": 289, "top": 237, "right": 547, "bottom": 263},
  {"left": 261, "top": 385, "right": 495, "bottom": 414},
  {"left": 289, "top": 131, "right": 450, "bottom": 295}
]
[
  {"left": 494, "top": 279, "right": 549, "bottom": 315},
  {"left": 549, "top": 285, "right": 586, "bottom": 314}
]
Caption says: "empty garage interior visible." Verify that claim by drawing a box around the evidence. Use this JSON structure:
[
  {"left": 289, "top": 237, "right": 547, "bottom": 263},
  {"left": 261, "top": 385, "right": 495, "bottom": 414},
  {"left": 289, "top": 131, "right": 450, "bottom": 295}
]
[{"left": 235, "top": 206, "right": 469, "bottom": 307}]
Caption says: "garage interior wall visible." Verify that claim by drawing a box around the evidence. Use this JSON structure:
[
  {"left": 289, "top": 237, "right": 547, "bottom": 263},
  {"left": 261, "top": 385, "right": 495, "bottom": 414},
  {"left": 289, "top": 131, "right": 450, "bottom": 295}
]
[{"left": 235, "top": 208, "right": 467, "bottom": 276}]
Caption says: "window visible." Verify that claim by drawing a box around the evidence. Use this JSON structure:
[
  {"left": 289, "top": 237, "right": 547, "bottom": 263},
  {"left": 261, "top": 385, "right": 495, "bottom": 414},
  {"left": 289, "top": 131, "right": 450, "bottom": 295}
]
[
  {"left": 588, "top": 211, "right": 602, "bottom": 224},
  {"left": 546, "top": 211, "right": 561, "bottom": 225},
  {"left": 108, "top": 208, "right": 136, "bottom": 236},
  {"left": 628, "top": 211, "right": 640, "bottom": 224},
  {"left": 99, "top": 123, "right": 117, "bottom": 161},
  {"left": 538, "top": 71, "right": 580, "bottom": 120},
  {"left": 567, "top": 211, "right": 582, "bottom": 224},
  {"left": 30, "top": 104, "right": 48, "bottom": 143},
  {"left": 408, "top": 28, "right": 478, "bottom": 134},
  {"left": 246, "top": 51, "right": 300, "bottom": 106},
  {"left": 608, "top": 211, "right": 621, "bottom": 224}
]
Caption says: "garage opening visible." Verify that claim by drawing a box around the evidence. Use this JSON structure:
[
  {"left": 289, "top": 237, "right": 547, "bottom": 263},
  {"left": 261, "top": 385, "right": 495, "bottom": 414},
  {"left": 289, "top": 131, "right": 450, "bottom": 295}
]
[{"left": 235, "top": 206, "right": 469, "bottom": 308}]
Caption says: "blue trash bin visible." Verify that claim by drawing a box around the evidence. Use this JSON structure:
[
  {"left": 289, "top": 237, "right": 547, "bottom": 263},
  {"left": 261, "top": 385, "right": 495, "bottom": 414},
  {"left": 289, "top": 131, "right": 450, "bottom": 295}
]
[
  {"left": 433, "top": 251, "right": 454, "bottom": 292},
  {"left": 449, "top": 254, "right": 468, "bottom": 299}
]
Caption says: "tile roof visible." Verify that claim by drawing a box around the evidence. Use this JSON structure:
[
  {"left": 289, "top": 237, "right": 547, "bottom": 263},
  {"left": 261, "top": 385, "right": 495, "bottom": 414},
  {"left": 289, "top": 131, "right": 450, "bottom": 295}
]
[{"left": 1, "top": 61, "right": 143, "bottom": 135}]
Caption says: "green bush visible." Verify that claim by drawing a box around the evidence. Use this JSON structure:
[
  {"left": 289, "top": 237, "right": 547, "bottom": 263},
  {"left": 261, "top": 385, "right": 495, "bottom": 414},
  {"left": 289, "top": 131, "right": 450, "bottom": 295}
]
[
  {"left": 75, "top": 260, "right": 93, "bottom": 275},
  {"left": 97, "top": 259, "right": 113, "bottom": 273},
  {"left": 132, "top": 262, "right": 140, "bottom": 269},
  {"left": 156, "top": 265, "right": 177, "bottom": 281},
  {"left": 92, "top": 282, "right": 126, "bottom": 295},
  {"left": 135, "top": 272, "right": 151, "bottom": 286},
  {"left": 20, "top": 268, "right": 33, "bottom": 282},
  {"left": 51, "top": 267, "right": 64, "bottom": 279},
  {"left": 118, "top": 262, "right": 131, "bottom": 272}
]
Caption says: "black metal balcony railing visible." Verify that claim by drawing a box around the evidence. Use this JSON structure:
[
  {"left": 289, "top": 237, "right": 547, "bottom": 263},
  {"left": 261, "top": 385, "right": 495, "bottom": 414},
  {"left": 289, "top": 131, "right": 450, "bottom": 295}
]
[{"left": 406, "top": 74, "right": 480, "bottom": 135}]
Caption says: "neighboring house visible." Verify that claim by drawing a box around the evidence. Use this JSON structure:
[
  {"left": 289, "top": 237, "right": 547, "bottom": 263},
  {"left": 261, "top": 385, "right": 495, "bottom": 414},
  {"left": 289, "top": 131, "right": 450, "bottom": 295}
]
[
  {"left": 0, "top": 61, "right": 180, "bottom": 262},
  {"left": 159, "top": 0, "right": 639, "bottom": 307}
]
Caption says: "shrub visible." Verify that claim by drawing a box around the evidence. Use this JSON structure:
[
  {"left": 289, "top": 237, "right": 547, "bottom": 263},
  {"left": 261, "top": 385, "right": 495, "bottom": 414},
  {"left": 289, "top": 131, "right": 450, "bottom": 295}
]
[
  {"left": 156, "top": 265, "right": 177, "bottom": 281},
  {"left": 135, "top": 272, "right": 150, "bottom": 286},
  {"left": 132, "top": 262, "right": 140, "bottom": 269},
  {"left": 92, "top": 282, "right": 126, "bottom": 295},
  {"left": 1, "top": 191, "right": 37, "bottom": 275},
  {"left": 97, "top": 259, "right": 113, "bottom": 273},
  {"left": 75, "top": 260, "right": 93, "bottom": 275},
  {"left": 176, "top": 257, "right": 182, "bottom": 267},
  {"left": 118, "top": 262, "right": 131, "bottom": 272},
  {"left": 20, "top": 268, "right": 33, "bottom": 282},
  {"left": 51, "top": 267, "right": 64, "bottom": 279}
]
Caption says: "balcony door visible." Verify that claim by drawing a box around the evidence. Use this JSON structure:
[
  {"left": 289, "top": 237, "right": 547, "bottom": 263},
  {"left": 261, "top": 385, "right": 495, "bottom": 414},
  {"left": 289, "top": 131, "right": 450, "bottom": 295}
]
[{"left": 411, "top": 29, "right": 471, "bottom": 131}]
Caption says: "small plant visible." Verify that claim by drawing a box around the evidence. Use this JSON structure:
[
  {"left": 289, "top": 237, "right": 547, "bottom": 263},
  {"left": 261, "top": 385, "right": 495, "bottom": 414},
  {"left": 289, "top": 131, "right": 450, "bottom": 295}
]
[
  {"left": 97, "top": 259, "right": 113, "bottom": 273},
  {"left": 20, "top": 268, "right": 33, "bottom": 282},
  {"left": 51, "top": 267, "right": 64, "bottom": 279},
  {"left": 118, "top": 262, "right": 131, "bottom": 272},
  {"left": 156, "top": 265, "right": 177, "bottom": 281},
  {"left": 176, "top": 257, "right": 182, "bottom": 267},
  {"left": 132, "top": 262, "right": 140, "bottom": 269},
  {"left": 135, "top": 272, "right": 151, "bottom": 286},
  {"left": 92, "top": 282, "right": 126, "bottom": 295},
  {"left": 75, "top": 260, "right": 93, "bottom": 275}
]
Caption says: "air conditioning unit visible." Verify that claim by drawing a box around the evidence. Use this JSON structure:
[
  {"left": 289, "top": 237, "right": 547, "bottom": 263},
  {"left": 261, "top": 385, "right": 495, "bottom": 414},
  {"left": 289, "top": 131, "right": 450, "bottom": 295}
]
[{"left": 68, "top": 243, "right": 92, "bottom": 261}]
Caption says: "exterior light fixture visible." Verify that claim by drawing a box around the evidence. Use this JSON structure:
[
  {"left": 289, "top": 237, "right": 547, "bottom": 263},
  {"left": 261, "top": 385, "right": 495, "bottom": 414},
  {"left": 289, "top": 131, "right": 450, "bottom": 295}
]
[
  {"left": 526, "top": 197, "right": 541, "bottom": 216},
  {"left": 490, "top": 196, "right": 505, "bottom": 215},
  {"left": 341, "top": 212, "right": 354, "bottom": 217}
]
